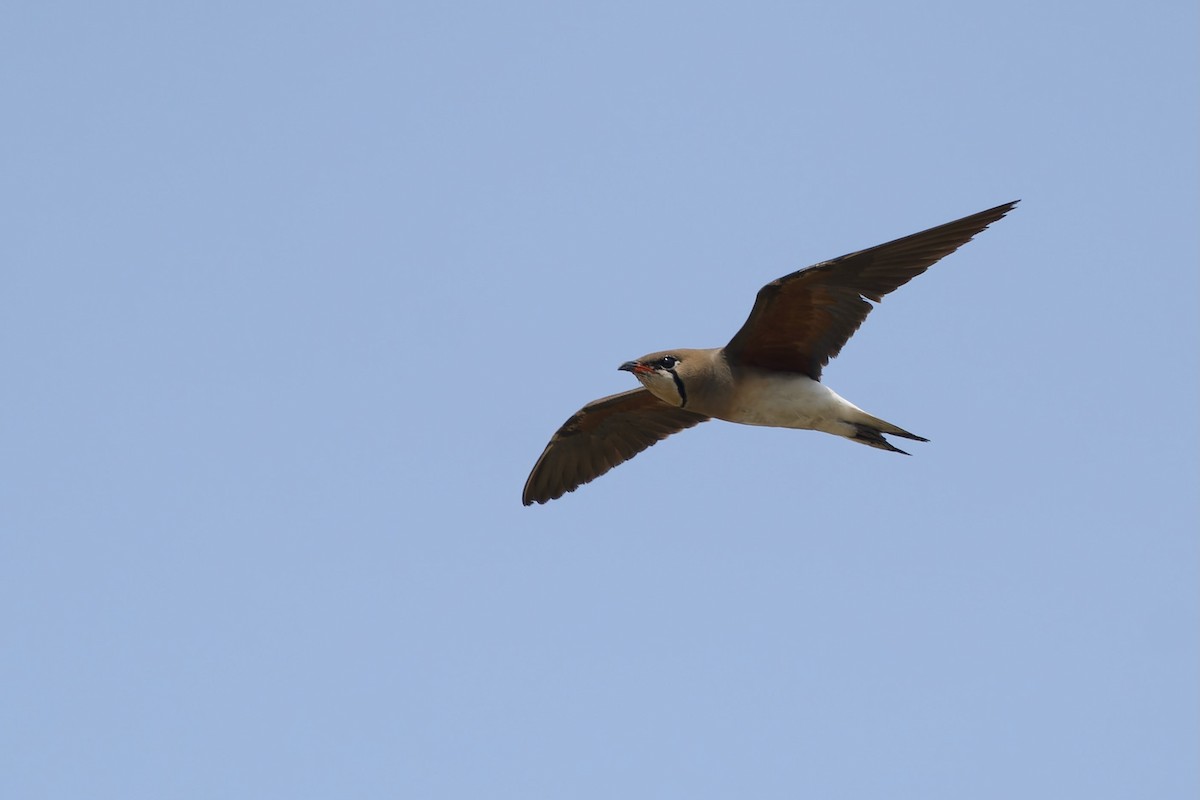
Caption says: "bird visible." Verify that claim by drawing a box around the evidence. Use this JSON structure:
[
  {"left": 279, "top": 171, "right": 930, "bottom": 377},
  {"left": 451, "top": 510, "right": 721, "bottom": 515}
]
[{"left": 522, "top": 201, "right": 1018, "bottom": 505}]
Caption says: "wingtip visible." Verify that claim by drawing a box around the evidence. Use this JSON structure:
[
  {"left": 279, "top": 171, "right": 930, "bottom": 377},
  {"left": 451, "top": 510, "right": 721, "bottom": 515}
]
[{"left": 981, "top": 199, "right": 1020, "bottom": 217}]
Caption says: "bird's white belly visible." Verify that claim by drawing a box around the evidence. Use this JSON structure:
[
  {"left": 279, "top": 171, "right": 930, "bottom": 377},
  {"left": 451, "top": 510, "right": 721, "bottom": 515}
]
[{"left": 720, "top": 373, "right": 861, "bottom": 435}]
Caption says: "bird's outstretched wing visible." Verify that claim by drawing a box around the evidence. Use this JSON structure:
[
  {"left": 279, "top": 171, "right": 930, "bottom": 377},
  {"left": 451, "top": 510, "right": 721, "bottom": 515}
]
[
  {"left": 724, "top": 201, "right": 1018, "bottom": 379},
  {"left": 522, "top": 388, "right": 710, "bottom": 505}
]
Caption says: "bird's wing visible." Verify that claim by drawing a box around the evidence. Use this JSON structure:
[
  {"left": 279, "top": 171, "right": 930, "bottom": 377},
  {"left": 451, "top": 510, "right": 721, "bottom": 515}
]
[
  {"left": 724, "top": 201, "right": 1018, "bottom": 379},
  {"left": 522, "top": 388, "right": 710, "bottom": 505}
]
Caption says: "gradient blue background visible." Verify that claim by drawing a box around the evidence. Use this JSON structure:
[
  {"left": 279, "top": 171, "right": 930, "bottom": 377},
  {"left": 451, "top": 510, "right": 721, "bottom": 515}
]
[{"left": 3, "top": 2, "right": 1196, "bottom": 797}]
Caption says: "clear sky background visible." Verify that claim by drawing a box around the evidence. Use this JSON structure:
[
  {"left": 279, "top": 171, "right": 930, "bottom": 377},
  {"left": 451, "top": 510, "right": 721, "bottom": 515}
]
[{"left": 2, "top": 2, "right": 1196, "bottom": 798}]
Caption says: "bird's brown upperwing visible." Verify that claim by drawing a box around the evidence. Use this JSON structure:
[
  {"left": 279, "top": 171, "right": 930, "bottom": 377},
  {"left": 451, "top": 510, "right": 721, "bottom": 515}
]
[
  {"left": 724, "top": 201, "right": 1018, "bottom": 379},
  {"left": 522, "top": 388, "right": 710, "bottom": 505}
]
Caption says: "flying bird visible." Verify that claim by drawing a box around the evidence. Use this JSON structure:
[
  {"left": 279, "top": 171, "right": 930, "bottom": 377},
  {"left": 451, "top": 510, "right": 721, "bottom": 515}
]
[{"left": 522, "top": 201, "right": 1017, "bottom": 505}]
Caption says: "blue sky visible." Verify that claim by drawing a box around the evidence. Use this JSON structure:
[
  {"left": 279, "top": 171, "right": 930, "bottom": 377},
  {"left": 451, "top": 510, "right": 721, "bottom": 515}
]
[{"left": 2, "top": 2, "right": 1196, "bottom": 798}]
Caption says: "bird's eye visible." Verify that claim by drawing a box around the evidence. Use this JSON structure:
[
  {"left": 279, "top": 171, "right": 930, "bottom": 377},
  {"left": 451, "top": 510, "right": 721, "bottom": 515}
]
[{"left": 658, "top": 356, "right": 678, "bottom": 369}]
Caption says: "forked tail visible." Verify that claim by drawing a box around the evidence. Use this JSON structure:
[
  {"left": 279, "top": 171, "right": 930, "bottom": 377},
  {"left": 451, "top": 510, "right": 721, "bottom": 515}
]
[{"left": 846, "top": 414, "right": 928, "bottom": 455}]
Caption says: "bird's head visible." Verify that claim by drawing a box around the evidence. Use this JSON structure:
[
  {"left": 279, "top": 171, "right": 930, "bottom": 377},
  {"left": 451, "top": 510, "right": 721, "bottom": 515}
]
[{"left": 619, "top": 350, "right": 693, "bottom": 407}]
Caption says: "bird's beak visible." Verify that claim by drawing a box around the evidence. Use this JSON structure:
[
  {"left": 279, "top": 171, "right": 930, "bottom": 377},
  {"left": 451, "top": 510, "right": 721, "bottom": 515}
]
[{"left": 619, "top": 361, "right": 653, "bottom": 375}]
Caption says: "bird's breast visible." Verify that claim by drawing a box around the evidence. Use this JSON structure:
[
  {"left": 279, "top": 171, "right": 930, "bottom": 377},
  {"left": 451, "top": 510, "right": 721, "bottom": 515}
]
[{"left": 718, "top": 372, "right": 857, "bottom": 432}]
